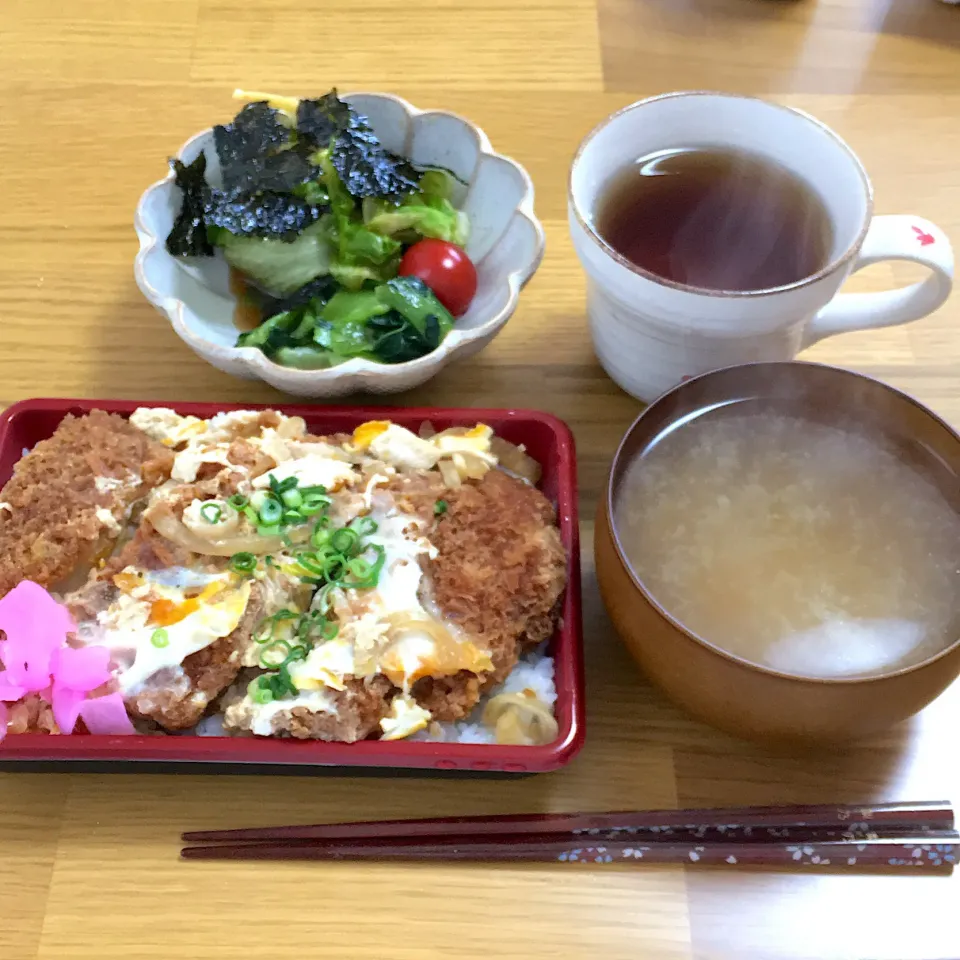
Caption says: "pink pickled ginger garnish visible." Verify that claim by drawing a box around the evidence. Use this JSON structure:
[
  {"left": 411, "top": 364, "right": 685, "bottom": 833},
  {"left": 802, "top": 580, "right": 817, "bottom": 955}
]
[
  {"left": 51, "top": 686, "right": 88, "bottom": 737},
  {"left": 0, "top": 580, "right": 75, "bottom": 691},
  {"left": 51, "top": 645, "right": 112, "bottom": 692},
  {"left": 0, "top": 669, "right": 28, "bottom": 703},
  {"left": 77, "top": 693, "right": 135, "bottom": 735},
  {"left": 0, "top": 581, "right": 134, "bottom": 741}
]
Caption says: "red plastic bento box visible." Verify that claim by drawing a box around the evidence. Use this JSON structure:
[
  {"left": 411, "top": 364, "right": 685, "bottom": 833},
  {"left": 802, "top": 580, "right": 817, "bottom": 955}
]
[{"left": 0, "top": 399, "right": 584, "bottom": 773}]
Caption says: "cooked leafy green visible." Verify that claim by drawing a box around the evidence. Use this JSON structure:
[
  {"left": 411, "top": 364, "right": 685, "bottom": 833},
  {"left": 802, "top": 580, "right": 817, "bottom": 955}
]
[
  {"left": 329, "top": 262, "right": 391, "bottom": 291},
  {"left": 166, "top": 154, "right": 214, "bottom": 257},
  {"left": 272, "top": 345, "right": 335, "bottom": 369},
  {"left": 261, "top": 275, "right": 338, "bottom": 319},
  {"left": 236, "top": 308, "right": 301, "bottom": 352},
  {"left": 321, "top": 290, "right": 389, "bottom": 327},
  {"left": 375, "top": 276, "right": 455, "bottom": 339},
  {"left": 362, "top": 169, "right": 467, "bottom": 244},
  {"left": 237, "top": 296, "right": 327, "bottom": 356},
  {"left": 213, "top": 219, "right": 333, "bottom": 296},
  {"left": 235, "top": 276, "right": 454, "bottom": 367},
  {"left": 364, "top": 201, "right": 467, "bottom": 245},
  {"left": 336, "top": 220, "right": 402, "bottom": 266},
  {"left": 366, "top": 311, "right": 442, "bottom": 364}
]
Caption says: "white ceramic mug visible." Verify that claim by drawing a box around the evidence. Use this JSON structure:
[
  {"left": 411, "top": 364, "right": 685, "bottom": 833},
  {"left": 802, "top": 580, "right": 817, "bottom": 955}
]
[{"left": 569, "top": 92, "right": 955, "bottom": 403}]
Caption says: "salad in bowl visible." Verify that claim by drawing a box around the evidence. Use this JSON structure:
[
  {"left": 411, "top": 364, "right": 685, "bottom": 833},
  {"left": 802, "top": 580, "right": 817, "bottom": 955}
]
[{"left": 135, "top": 90, "right": 543, "bottom": 396}]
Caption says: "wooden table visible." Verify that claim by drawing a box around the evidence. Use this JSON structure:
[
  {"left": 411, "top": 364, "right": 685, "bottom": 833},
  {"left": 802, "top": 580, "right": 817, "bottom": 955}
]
[{"left": 1, "top": 1, "right": 959, "bottom": 957}]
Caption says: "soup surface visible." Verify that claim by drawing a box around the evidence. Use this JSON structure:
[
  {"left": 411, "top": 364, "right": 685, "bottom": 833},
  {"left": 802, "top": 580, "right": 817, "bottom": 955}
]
[{"left": 614, "top": 408, "right": 960, "bottom": 678}]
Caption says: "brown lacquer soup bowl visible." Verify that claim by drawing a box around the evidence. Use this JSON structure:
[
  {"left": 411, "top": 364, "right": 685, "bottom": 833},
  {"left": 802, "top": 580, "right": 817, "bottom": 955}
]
[{"left": 594, "top": 361, "right": 960, "bottom": 746}]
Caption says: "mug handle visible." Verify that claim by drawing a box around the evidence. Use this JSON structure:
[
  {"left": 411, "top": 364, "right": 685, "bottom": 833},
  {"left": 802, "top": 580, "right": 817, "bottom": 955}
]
[{"left": 803, "top": 215, "right": 954, "bottom": 349}]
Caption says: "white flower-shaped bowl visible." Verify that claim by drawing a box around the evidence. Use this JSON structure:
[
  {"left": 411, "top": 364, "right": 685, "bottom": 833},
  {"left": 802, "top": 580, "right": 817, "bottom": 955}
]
[{"left": 135, "top": 93, "right": 545, "bottom": 397}]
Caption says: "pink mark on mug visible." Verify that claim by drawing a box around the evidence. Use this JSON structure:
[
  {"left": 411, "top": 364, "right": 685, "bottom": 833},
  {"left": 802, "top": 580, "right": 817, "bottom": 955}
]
[{"left": 913, "top": 225, "right": 936, "bottom": 246}]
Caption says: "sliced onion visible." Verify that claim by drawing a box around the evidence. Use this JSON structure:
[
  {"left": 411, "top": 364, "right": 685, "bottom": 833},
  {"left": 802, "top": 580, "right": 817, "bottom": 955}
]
[
  {"left": 384, "top": 612, "right": 455, "bottom": 645},
  {"left": 451, "top": 452, "right": 488, "bottom": 481},
  {"left": 276, "top": 416, "right": 307, "bottom": 440},
  {"left": 490, "top": 437, "right": 542, "bottom": 485},
  {"left": 438, "top": 460, "right": 461, "bottom": 489},
  {"left": 483, "top": 691, "right": 558, "bottom": 746},
  {"left": 145, "top": 501, "right": 286, "bottom": 556}
]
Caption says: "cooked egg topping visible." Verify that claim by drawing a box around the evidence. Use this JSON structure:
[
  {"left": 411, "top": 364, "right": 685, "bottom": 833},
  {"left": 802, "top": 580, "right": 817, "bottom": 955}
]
[
  {"left": 286, "top": 496, "right": 491, "bottom": 701},
  {"left": 380, "top": 695, "right": 432, "bottom": 740},
  {"left": 251, "top": 454, "right": 357, "bottom": 494},
  {"left": 350, "top": 422, "right": 497, "bottom": 483},
  {"left": 93, "top": 569, "right": 251, "bottom": 694},
  {"left": 130, "top": 407, "right": 207, "bottom": 446}
]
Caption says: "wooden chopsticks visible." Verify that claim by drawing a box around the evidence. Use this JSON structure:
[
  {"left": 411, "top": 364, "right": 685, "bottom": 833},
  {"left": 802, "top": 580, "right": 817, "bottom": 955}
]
[{"left": 181, "top": 801, "right": 957, "bottom": 870}]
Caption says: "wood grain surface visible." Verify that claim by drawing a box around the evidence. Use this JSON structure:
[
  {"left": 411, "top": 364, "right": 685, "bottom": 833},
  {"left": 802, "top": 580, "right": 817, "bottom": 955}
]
[{"left": 1, "top": 1, "right": 959, "bottom": 958}]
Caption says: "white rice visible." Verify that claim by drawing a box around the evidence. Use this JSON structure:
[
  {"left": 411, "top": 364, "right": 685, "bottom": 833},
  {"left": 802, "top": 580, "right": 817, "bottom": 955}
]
[
  {"left": 490, "top": 649, "right": 556, "bottom": 706},
  {"left": 412, "top": 647, "right": 556, "bottom": 744},
  {"left": 193, "top": 713, "right": 226, "bottom": 737},
  {"left": 184, "top": 650, "right": 557, "bottom": 744}
]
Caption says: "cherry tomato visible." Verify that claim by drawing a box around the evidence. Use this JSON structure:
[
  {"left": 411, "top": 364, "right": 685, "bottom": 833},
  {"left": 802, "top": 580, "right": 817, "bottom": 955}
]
[{"left": 398, "top": 239, "right": 477, "bottom": 316}]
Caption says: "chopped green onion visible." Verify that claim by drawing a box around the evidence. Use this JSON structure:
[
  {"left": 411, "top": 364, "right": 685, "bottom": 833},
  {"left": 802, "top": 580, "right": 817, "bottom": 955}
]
[
  {"left": 351, "top": 516, "right": 379, "bottom": 537},
  {"left": 258, "top": 668, "right": 297, "bottom": 700},
  {"left": 295, "top": 551, "right": 345, "bottom": 581},
  {"left": 282, "top": 645, "right": 309, "bottom": 668},
  {"left": 294, "top": 552, "right": 326, "bottom": 577},
  {"left": 282, "top": 509, "right": 302, "bottom": 526},
  {"left": 253, "top": 609, "right": 297, "bottom": 644},
  {"left": 257, "top": 524, "right": 281, "bottom": 538},
  {"left": 248, "top": 678, "right": 274, "bottom": 705},
  {"left": 200, "top": 502, "right": 224, "bottom": 523},
  {"left": 259, "top": 639, "right": 292, "bottom": 669},
  {"left": 241, "top": 505, "right": 260, "bottom": 526},
  {"left": 347, "top": 555, "right": 374, "bottom": 580},
  {"left": 341, "top": 545, "right": 386, "bottom": 589},
  {"left": 227, "top": 494, "right": 249, "bottom": 510},
  {"left": 150, "top": 628, "right": 169, "bottom": 648},
  {"left": 229, "top": 552, "right": 257, "bottom": 575},
  {"left": 269, "top": 475, "right": 299, "bottom": 494},
  {"left": 299, "top": 485, "right": 328, "bottom": 497},
  {"left": 330, "top": 527, "right": 360, "bottom": 556},
  {"left": 434, "top": 499, "right": 448, "bottom": 516},
  {"left": 281, "top": 488, "right": 303, "bottom": 509},
  {"left": 259, "top": 497, "right": 283, "bottom": 525},
  {"left": 313, "top": 583, "right": 335, "bottom": 616},
  {"left": 300, "top": 494, "right": 329, "bottom": 517},
  {"left": 320, "top": 620, "right": 339, "bottom": 641},
  {"left": 264, "top": 555, "right": 275, "bottom": 567}
]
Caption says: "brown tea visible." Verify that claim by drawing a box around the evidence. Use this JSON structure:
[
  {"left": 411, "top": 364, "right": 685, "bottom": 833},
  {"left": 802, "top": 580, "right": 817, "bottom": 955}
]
[{"left": 594, "top": 147, "right": 833, "bottom": 292}]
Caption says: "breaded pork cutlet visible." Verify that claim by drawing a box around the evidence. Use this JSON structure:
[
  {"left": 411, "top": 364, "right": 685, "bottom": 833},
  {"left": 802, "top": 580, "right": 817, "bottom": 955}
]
[
  {"left": 224, "top": 675, "right": 395, "bottom": 742},
  {"left": 64, "top": 574, "right": 267, "bottom": 731},
  {"left": 411, "top": 469, "right": 567, "bottom": 721},
  {"left": 126, "top": 583, "right": 266, "bottom": 730},
  {"left": 0, "top": 410, "right": 171, "bottom": 599}
]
